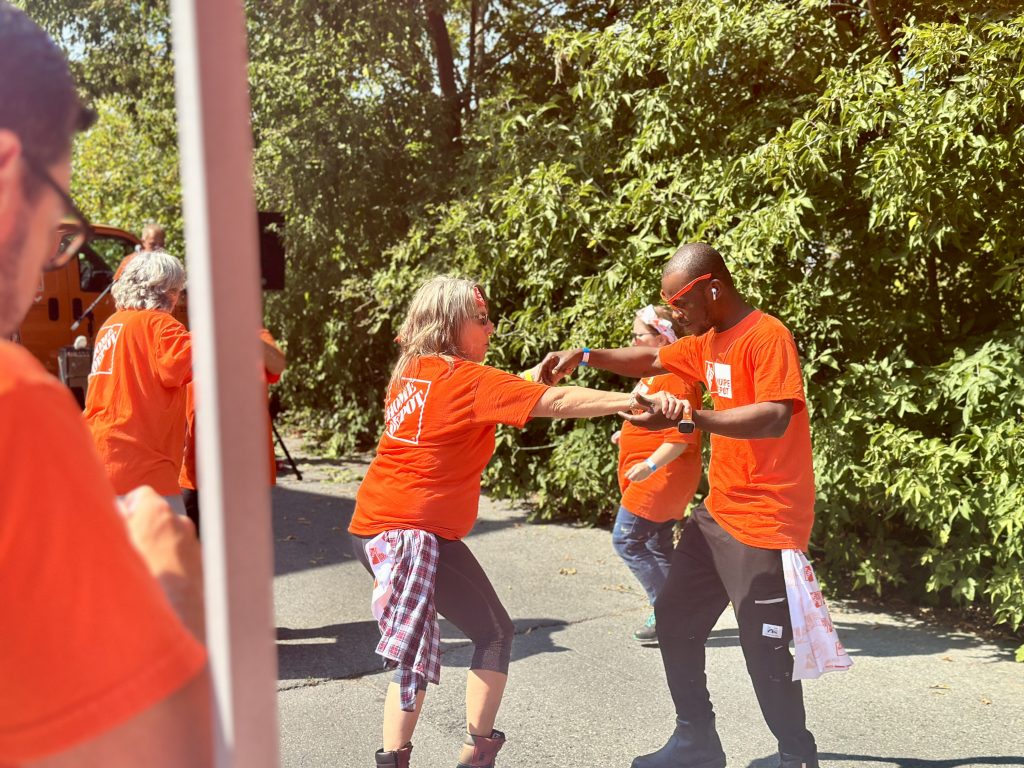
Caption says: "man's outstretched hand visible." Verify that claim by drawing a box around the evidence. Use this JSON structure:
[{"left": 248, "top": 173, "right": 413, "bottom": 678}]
[
  {"left": 619, "top": 393, "right": 692, "bottom": 431},
  {"left": 538, "top": 349, "right": 583, "bottom": 385}
]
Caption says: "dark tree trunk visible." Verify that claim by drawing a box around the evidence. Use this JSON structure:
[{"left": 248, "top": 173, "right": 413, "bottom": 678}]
[
  {"left": 423, "top": 0, "right": 461, "bottom": 144},
  {"left": 468, "top": 0, "right": 487, "bottom": 111},
  {"left": 866, "top": 0, "right": 903, "bottom": 86}
]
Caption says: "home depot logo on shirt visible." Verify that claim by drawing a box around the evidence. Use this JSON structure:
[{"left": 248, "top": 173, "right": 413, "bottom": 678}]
[
  {"left": 89, "top": 324, "right": 123, "bottom": 376},
  {"left": 384, "top": 378, "right": 431, "bottom": 445},
  {"left": 705, "top": 360, "right": 733, "bottom": 399}
]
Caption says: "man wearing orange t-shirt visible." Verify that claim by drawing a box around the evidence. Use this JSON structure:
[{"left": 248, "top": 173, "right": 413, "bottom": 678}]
[
  {"left": 540, "top": 243, "right": 820, "bottom": 768},
  {"left": 0, "top": 5, "right": 210, "bottom": 765}
]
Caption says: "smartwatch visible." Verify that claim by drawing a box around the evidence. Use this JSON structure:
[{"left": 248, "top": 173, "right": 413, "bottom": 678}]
[{"left": 677, "top": 419, "right": 696, "bottom": 434}]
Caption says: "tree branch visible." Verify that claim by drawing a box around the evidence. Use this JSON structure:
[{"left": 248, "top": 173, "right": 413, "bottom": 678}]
[{"left": 866, "top": 0, "right": 903, "bottom": 86}]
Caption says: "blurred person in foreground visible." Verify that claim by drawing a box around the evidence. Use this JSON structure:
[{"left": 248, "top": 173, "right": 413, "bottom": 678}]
[
  {"left": 84, "top": 250, "right": 192, "bottom": 515},
  {"left": 0, "top": 4, "right": 210, "bottom": 765},
  {"left": 348, "top": 275, "right": 685, "bottom": 768}
]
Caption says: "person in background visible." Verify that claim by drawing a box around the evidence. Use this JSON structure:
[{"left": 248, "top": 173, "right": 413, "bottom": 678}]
[
  {"left": 0, "top": 4, "right": 210, "bottom": 765},
  {"left": 113, "top": 221, "right": 166, "bottom": 281},
  {"left": 140, "top": 221, "right": 166, "bottom": 253},
  {"left": 611, "top": 304, "right": 703, "bottom": 644},
  {"left": 349, "top": 275, "right": 684, "bottom": 768},
  {"left": 180, "top": 327, "right": 287, "bottom": 535},
  {"left": 84, "top": 250, "right": 192, "bottom": 514}
]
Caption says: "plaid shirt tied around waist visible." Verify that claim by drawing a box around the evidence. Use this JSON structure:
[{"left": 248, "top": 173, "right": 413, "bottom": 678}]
[{"left": 364, "top": 530, "right": 441, "bottom": 711}]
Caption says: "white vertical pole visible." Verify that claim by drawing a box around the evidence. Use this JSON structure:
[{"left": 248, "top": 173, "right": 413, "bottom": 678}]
[{"left": 168, "top": 2, "right": 279, "bottom": 767}]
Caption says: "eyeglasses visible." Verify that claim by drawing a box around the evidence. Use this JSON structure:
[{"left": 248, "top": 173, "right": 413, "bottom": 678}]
[
  {"left": 23, "top": 155, "right": 93, "bottom": 273},
  {"left": 660, "top": 273, "right": 712, "bottom": 309},
  {"left": 474, "top": 313, "right": 492, "bottom": 326}
]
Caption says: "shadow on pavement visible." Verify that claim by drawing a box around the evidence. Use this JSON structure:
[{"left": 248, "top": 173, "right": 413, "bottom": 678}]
[
  {"left": 272, "top": 484, "right": 532, "bottom": 578},
  {"left": 683, "top": 622, "right": 1010, "bottom": 661},
  {"left": 276, "top": 617, "right": 571, "bottom": 681},
  {"left": 830, "top": 620, "right": 1011, "bottom": 660},
  {"left": 277, "top": 621, "right": 380, "bottom": 680}
]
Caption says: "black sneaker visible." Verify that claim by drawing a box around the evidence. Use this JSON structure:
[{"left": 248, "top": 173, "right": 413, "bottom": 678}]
[{"left": 633, "top": 612, "right": 658, "bottom": 643}]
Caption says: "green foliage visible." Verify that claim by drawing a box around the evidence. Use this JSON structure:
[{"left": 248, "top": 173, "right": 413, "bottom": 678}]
[
  {"left": 372, "top": 1, "right": 1024, "bottom": 639},
  {"left": 25, "top": 0, "right": 1024, "bottom": 641},
  {"left": 71, "top": 97, "right": 184, "bottom": 254}
]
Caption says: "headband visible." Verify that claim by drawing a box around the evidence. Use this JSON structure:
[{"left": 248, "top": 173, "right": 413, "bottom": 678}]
[{"left": 637, "top": 305, "right": 678, "bottom": 343}]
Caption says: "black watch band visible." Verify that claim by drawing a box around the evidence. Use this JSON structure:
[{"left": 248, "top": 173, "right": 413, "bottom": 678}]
[{"left": 677, "top": 419, "right": 695, "bottom": 434}]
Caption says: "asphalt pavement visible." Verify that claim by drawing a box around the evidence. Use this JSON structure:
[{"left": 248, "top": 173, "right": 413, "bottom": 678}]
[{"left": 270, "top": 450, "right": 1024, "bottom": 768}]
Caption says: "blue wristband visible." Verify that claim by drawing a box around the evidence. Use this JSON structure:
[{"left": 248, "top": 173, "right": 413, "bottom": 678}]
[
  {"left": 644, "top": 458, "right": 658, "bottom": 473},
  {"left": 580, "top": 347, "right": 591, "bottom": 367}
]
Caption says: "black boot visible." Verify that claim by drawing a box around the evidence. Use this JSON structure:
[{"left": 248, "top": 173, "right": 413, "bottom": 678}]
[
  {"left": 375, "top": 742, "right": 413, "bottom": 767},
  {"left": 779, "top": 752, "right": 818, "bottom": 768},
  {"left": 631, "top": 717, "right": 726, "bottom": 768},
  {"left": 456, "top": 729, "right": 505, "bottom": 767}
]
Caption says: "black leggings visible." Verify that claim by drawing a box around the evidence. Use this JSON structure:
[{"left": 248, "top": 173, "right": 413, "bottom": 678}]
[
  {"left": 654, "top": 503, "right": 817, "bottom": 758},
  {"left": 352, "top": 533, "right": 515, "bottom": 681}
]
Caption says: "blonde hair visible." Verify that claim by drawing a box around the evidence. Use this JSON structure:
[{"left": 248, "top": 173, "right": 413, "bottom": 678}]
[{"left": 389, "top": 275, "right": 487, "bottom": 392}]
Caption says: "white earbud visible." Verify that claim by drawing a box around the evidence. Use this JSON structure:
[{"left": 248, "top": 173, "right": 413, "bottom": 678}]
[{"left": 711, "top": 287, "right": 719, "bottom": 300}]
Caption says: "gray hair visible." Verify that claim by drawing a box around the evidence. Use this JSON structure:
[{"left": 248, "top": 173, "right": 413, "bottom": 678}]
[{"left": 112, "top": 250, "right": 186, "bottom": 311}]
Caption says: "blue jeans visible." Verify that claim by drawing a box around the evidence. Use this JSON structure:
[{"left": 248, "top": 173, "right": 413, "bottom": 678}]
[{"left": 611, "top": 506, "right": 675, "bottom": 605}]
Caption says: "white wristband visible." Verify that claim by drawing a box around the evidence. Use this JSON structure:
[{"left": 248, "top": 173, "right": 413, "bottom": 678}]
[{"left": 644, "top": 458, "right": 658, "bottom": 473}]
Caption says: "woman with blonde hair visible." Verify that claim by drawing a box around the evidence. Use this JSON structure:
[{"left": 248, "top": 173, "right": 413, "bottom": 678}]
[{"left": 349, "top": 276, "right": 684, "bottom": 768}]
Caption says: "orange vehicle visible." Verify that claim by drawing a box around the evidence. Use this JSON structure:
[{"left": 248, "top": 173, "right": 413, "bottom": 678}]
[{"left": 16, "top": 222, "right": 188, "bottom": 403}]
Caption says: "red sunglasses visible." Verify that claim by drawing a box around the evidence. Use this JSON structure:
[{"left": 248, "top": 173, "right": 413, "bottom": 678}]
[{"left": 660, "top": 273, "right": 712, "bottom": 307}]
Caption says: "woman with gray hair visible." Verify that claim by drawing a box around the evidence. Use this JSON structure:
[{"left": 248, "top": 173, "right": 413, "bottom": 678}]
[{"left": 84, "top": 251, "right": 192, "bottom": 515}]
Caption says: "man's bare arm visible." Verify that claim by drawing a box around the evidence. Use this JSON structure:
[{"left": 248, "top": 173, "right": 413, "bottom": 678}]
[
  {"left": 621, "top": 400, "right": 795, "bottom": 440},
  {"left": 538, "top": 346, "right": 665, "bottom": 384}
]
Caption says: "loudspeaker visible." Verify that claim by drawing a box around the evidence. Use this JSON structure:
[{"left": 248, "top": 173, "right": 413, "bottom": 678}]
[{"left": 258, "top": 211, "right": 286, "bottom": 291}]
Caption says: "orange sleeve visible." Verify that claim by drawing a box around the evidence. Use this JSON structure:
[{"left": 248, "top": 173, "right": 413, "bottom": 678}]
[
  {"left": 470, "top": 365, "right": 548, "bottom": 428},
  {"left": 750, "top": 326, "right": 806, "bottom": 412},
  {"left": 0, "top": 381, "right": 206, "bottom": 763},
  {"left": 657, "top": 336, "right": 704, "bottom": 384},
  {"left": 152, "top": 316, "right": 192, "bottom": 389}
]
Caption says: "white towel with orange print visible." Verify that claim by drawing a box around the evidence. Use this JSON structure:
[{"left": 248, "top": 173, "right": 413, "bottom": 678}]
[{"left": 782, "top": 549, "right": 853, "bottom": 680}]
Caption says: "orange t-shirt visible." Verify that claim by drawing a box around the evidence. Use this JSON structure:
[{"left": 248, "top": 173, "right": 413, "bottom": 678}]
[
  {"left": 657, "top": 310, "right": 816, "bottom": 550},
  {"left": 0, "top": 341, "right": 206, "bottom": 764},
  {"left": 350, "top": 356, "right": 548, "bottom": 540},
  {"left": 83, "top": 309, "right": 192, "bottom": 495},
  {"left": 617, "top": 374, "right": 703, "bottom": 523},
  {"left": 179, "top": 328, "right": 282, "bottom": 491}
]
